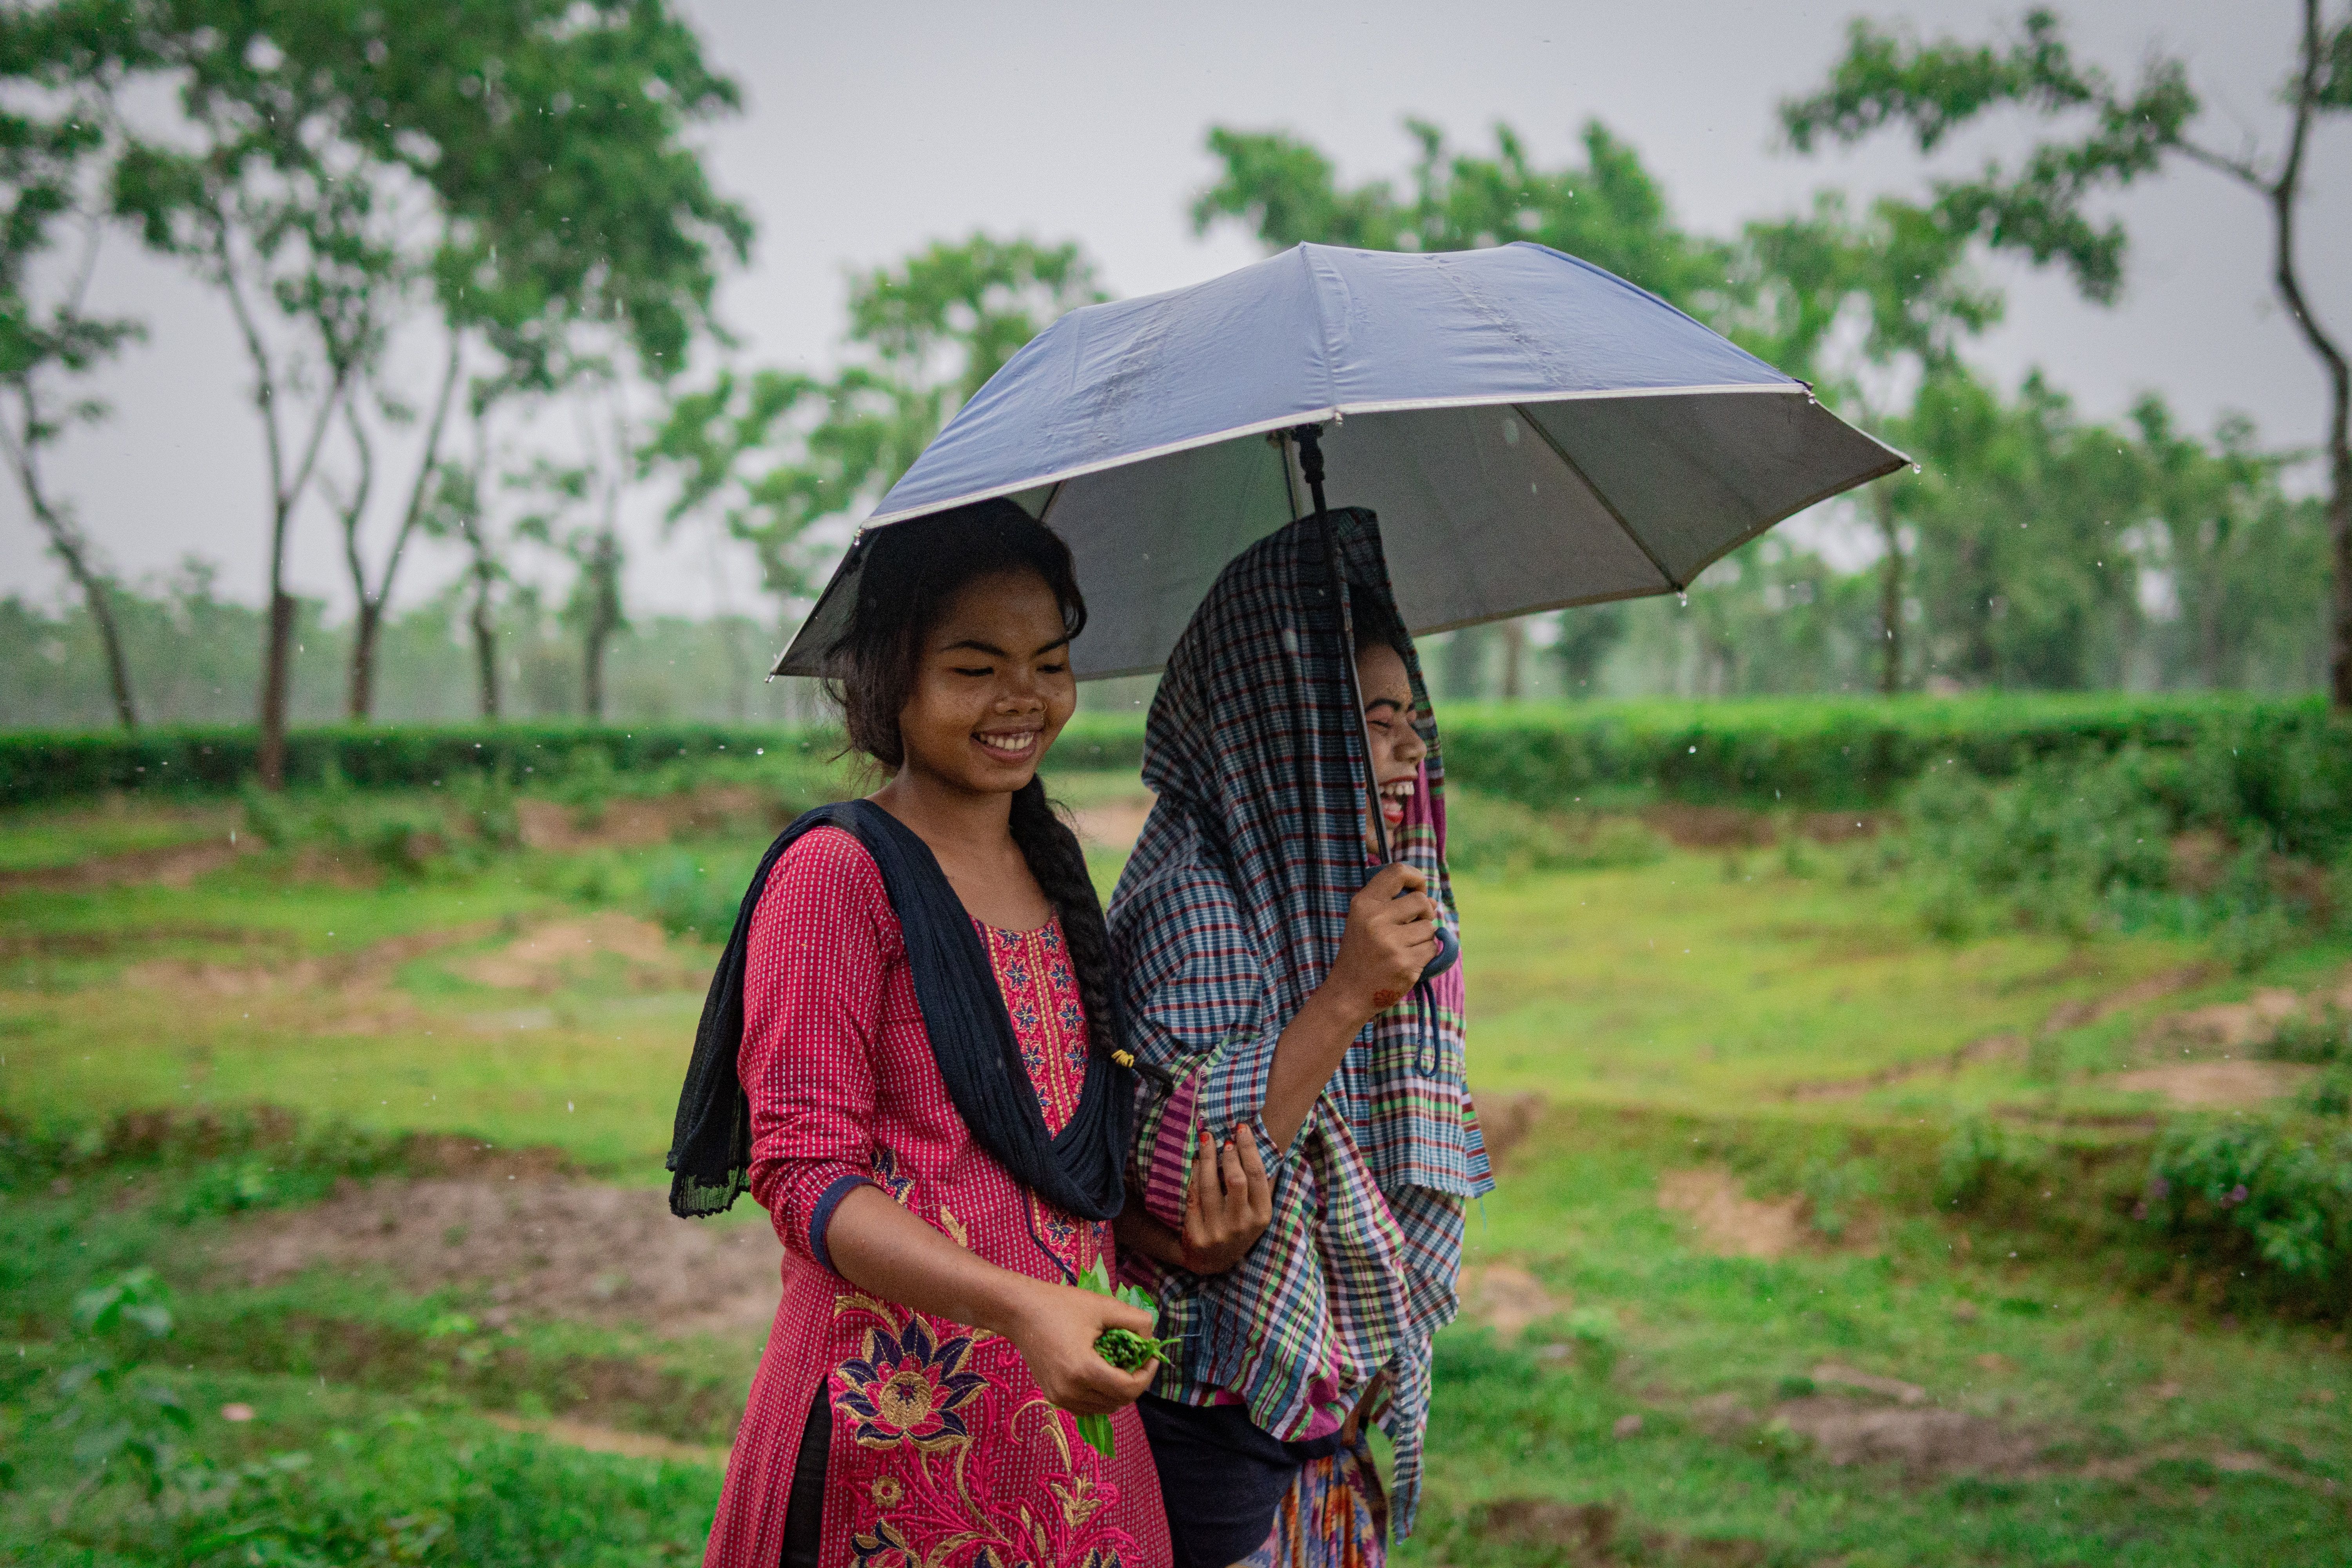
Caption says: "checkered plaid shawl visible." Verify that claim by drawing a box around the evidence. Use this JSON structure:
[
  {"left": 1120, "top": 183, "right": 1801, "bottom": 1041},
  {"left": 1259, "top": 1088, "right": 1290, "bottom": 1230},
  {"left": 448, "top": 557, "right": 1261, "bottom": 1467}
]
[{"left": 1106, "top": 508, "right": 1493, "bottom": 1538}]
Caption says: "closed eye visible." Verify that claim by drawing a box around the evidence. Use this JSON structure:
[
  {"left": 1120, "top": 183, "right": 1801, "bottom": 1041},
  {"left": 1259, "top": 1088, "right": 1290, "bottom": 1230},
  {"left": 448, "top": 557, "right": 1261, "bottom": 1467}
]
[{"left": 950, "top": 665, "right": 993, "bottom": 677}]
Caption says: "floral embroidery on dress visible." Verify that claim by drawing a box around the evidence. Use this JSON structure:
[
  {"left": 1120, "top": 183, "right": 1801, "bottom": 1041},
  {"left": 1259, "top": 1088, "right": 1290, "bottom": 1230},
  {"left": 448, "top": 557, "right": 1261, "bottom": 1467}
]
[
  {"left": 847, "top": 1521, "right": 911, "bottom": 1568},
  {"left": 870, "top": 1142, "right": 918, "bottom": 1206},
  {"left": 993, "top": 926, "right": 1033, "bottom": 989},
  {"left": 833, "top": 1317, "right": 987, "bottom": 1452},
  {"left": 1028, "top": 1189, "right": 1083, "bottom": 1272},
  {"left": 828, "top": 1296, "right": 1140, "bottom": 1568}
]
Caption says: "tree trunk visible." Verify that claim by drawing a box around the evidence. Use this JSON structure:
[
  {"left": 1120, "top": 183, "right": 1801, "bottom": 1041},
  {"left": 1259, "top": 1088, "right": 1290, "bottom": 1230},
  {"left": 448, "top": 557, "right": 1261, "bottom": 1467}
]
[
  {"left": 49, "top": 523, "right": 136, "bottom": 730},
  {"left": 11, "top": 464, "right": 138, "bottom": 730},
  {"left": 2267, "top": 3, "right": 2352, "bottom": 708},
  {"left": 256, "top": 589, "right": 296, "bottom": 788},
  {"left": 1874, "top": 489, "right": 1904, "bottom": 695},
  {"left": 343, "top": 345, "right": 461, "bottom": 724},
  {"left": 470, "top": 568, "right": 500, "bottom": 721},
  {"left": 349, "top": 598, "right": 382, "bottom": 722},
  {"left": 87, "top": 575, "right": 137, "bottom": 731},
  {"left": 2330, "top": 466, "right": 2352, "bottom": 710},
  {"left": 583, "top": 632, "right": 607, "bottom": 719},
  {"left": 580, "top": 529, "right": 621, "bottom": 720},
  {"left": 1499, "top": 618, "right": 1526, "bottom": 700}
]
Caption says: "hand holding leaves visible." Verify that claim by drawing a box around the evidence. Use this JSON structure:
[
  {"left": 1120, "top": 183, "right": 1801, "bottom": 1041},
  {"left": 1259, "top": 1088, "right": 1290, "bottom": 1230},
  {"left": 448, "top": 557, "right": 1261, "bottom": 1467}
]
[{"left": 1071, "top": 1259, "right": 1181, "bottom": 1458}]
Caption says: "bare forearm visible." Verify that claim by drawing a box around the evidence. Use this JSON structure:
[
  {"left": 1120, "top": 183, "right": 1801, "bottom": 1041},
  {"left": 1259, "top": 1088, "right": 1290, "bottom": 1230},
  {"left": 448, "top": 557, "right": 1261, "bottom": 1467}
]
[
  {"left": 824, "top": 1184, "right": 1040, "bottom": 1334},
  {"left": 1260, "top": 987, "right": 1371, "bottom": 1152},
  {"left": 1112, "top": 1203, "right": 1186, "bottom": 1269},
  {"left": 1256, "top": 863, "right": 1436, "bottom": 1151}
]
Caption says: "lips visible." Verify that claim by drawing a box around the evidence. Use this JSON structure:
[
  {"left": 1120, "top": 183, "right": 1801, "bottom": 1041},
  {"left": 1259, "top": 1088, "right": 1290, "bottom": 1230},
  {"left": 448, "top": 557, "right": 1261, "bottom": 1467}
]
[
  {"left": 974, "top": 728, "right": 1040, "bottom": 763},
  {"left": 1379, "top": 777, "right": 1414, "bottom": 826}
]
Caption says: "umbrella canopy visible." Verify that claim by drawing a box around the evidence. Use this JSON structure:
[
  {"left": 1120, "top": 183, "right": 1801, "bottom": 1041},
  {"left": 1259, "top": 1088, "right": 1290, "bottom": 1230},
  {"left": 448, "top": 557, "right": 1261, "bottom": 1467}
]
[{"left": 776, "top": 240, "right": 1904, "bottom": 680}]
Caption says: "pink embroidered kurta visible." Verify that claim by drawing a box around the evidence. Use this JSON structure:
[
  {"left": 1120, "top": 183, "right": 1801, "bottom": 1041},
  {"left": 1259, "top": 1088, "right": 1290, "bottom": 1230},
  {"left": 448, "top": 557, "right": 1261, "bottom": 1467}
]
[{"left": 704, "top": 825, "right": 1171, "bottom": 1568}]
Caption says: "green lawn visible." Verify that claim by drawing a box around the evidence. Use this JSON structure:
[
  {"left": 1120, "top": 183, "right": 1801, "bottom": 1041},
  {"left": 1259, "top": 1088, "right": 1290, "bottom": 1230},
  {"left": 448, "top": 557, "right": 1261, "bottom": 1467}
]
[
  {"left": 1411, "top": 1103, "right": 2352, "bottom": 1564},
  {"left": 6, "top": 796, "right": 2317, "bottom": 1159},
  {"left": 1461, "top": 854, "right": 2328, "bottom": 1118},
  {"left": 4, "top": 775, "right": 2348, "bottom": 1565}
]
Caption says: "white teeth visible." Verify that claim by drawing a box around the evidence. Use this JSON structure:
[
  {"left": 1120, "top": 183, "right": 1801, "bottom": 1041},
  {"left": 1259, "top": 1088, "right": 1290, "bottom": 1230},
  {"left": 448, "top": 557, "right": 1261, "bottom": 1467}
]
[{"left": 978, "top": 732, "right": 1036, "bottom": 752}]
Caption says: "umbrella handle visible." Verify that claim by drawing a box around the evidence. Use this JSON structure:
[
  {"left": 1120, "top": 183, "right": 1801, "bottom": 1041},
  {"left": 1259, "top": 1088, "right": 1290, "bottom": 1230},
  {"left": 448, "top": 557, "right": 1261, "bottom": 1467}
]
[{"left": 1293, "top": 423, "right": 1395, "bottom": 870}]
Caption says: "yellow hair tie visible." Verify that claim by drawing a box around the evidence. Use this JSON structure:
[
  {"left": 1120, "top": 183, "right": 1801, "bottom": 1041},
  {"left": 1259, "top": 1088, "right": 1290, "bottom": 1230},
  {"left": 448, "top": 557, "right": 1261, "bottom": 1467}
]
[{"left": 1111, "top": 1049, "right": 1137, "bottom": 1068}]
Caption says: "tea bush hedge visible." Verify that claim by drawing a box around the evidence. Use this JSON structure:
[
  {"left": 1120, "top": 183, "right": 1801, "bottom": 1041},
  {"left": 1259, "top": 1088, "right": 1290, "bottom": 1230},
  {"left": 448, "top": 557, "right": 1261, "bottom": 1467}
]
[{"left": 5, "top": 695, "right": 2343, "bottom": 826}]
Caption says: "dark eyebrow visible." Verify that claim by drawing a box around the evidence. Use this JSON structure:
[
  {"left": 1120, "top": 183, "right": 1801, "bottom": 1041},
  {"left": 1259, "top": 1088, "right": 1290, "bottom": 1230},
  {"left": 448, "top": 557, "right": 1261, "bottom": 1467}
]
[
  {"left": 1031, "top": 635, "right": 1073, "bottom": 657},
  {"left": 1363, "top": 696, "right": 1406, "bottom": 717},
  {"left": 940, "top": 638, "right": 1008, "bottom": 657}
]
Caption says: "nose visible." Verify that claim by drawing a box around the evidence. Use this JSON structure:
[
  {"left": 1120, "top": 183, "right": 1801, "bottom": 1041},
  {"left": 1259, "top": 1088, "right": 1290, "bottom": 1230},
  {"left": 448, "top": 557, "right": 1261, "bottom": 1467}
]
[
  {"left": 1395, "top": 719, "right": 1427, "bottom": 766},
  {"left": 995, "top": 673, "right": 1046, "bottom": 710}
]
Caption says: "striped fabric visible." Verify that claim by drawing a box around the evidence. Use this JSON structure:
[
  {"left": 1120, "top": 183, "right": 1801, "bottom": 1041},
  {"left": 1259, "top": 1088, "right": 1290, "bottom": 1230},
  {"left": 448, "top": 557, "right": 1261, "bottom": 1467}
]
[{"left": 1107, "top": 509, "right": 1493, "bottom": 1541}]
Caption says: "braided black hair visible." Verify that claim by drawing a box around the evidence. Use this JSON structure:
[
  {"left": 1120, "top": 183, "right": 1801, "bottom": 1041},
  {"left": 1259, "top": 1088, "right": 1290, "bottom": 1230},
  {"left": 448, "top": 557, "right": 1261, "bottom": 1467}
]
[
  {"left": 824, "top": 500, "right": 1129, "bottom": 1068},
  {"left": 1007, "top": 777, "right": 1125, "bottom": 1063}
]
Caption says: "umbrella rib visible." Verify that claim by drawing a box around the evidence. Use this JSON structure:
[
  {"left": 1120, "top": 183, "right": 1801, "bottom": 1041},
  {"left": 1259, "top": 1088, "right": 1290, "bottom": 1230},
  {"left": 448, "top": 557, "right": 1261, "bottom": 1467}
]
[
  {"left": 1034, "top": 480, "right": 1067, "bottom": 529},
  {"left": 1515, "top": 401, "right": 1685, "bottom": 594}
]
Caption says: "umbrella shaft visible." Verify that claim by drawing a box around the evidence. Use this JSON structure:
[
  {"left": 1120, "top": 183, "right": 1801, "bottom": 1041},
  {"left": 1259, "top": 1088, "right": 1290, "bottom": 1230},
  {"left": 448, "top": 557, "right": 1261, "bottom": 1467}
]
[{"left": 1294, "top": 424, "right": 1392, "bottom": 868}]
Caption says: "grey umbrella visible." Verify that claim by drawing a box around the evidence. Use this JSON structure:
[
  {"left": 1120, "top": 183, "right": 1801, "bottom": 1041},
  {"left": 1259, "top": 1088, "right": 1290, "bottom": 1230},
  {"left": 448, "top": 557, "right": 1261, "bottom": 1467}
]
[{"left": 775, "top": 240, "right": 1905, "bottom": 683}]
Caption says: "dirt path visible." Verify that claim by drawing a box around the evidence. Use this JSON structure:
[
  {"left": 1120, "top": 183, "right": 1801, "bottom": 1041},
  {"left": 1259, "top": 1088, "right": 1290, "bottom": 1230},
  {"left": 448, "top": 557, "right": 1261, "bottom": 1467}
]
[
  {"left": 512, "top": 786, "right": 786, "bottom": 853},
  {"left": 1657, "top": 1167, "right": 1805, "bottom": 1259},
  {"left": 1787, "top": 964, "right": 2218, "bottom": 1103},
  {"left": 219, "top": 1175, "right": 783, "bottom": 1342},
  {"left": 0, "top": 837, "right": 249, "bottom": 892},
  {"left": 2109, "top": 1060, "right": 2314, "bottom": 1107}
]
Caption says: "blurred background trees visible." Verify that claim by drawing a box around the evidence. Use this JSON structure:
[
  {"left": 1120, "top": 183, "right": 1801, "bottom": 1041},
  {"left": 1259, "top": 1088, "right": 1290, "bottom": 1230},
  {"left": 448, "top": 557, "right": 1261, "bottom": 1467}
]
[{"left": 0, "top": 2, "right": 2340, "bottom": 730}]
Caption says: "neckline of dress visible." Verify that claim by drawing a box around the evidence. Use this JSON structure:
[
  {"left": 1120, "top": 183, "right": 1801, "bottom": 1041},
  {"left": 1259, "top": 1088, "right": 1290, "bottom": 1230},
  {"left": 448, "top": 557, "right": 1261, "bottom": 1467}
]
[{"left": 971, "top": 912, "right": 1058, "bottom": 941}]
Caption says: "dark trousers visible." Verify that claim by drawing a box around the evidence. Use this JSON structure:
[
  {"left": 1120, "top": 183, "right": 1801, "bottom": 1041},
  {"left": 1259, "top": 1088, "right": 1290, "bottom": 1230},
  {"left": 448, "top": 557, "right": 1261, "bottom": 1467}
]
[
  {"left": 1136, "top": 1393, "right": 1344, "bottom": 1568},
  {"left": 778, "top": 1388, "right": 831, "bottom": 1568}
]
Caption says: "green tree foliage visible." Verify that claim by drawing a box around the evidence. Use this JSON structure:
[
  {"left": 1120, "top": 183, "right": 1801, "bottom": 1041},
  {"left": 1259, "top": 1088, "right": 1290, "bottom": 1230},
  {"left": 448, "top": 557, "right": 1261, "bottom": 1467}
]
[
  {"left": 0, "top": 2, "right": 148, "bottom": 730},
  {"left": 2133, "top": 401, "right": 2328, "bottom": 691},
  {"left": 95, "top": 0, "right": 749, "bottom": 771},
  {"left": 1898, "top": 369, "right": 2139, "bottom": 690},
  {"left": 1621, "top": 372, "right": 2325, "bottom": 698},
  {"left": 1782, "top": 3, "right": 2352, "bottom": 706},
  {"left": 515, "top": 453, "right": 628, "bottom": 720},
  {"left": 1196, "top": 119, "right": 1730, "bottom": 315},
  {"left": 1732, "top": 193, "right": 1999, "bottom": 692},
  {"left": 646, "top": 234, "right": 1103, "bottom": 630}
]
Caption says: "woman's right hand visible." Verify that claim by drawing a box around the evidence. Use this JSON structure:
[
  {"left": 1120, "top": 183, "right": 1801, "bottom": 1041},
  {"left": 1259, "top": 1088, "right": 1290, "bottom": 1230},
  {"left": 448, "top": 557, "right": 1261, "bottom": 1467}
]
[
  {"left": 1002, "top": 1278, "right": 1160, "bottom": 1415},
  {"left": 1321, "top": 861, "right": 1439, "bottom": 1025}
]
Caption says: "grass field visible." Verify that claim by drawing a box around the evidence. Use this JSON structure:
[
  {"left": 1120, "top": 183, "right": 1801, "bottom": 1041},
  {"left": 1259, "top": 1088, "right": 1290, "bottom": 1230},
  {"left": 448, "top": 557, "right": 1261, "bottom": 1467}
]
[{"left": 4, "top": 769, "right": 2348, "bottom": 1564}]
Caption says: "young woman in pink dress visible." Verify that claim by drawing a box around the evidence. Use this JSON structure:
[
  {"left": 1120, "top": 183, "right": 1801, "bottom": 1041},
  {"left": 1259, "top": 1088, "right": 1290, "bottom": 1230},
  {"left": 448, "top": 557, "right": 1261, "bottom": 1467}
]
[{"left": 666, "top": 500, "right": 1263, "bottom": 1568}]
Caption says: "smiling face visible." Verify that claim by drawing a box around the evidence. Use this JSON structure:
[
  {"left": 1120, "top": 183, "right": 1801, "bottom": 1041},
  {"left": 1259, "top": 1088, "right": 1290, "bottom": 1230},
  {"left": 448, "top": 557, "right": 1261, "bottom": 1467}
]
[
  {"left": 893, "top": 567, "right": 1077, "bottom": 798},
  {"left": 1356, "top": 642, "right": 1427, "bottom": 850}
]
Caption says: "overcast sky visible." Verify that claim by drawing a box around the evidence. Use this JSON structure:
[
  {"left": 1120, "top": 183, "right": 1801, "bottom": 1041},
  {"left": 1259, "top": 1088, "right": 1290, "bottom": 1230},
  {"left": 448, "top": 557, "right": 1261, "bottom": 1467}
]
[{"left": 5, "top": 0, "right": 2345, "bottom": 621}]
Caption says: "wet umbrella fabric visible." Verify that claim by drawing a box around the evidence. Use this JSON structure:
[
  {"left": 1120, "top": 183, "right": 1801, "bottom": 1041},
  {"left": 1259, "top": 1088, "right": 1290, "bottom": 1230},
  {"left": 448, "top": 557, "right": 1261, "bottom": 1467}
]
[{"left": 773, "top": 240, "right": 1904, "bottom": 681}]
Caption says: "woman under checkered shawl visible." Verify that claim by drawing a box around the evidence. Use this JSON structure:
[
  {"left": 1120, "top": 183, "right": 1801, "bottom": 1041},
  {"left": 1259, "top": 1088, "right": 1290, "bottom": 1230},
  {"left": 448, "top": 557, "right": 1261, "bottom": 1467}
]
[{"left": 1107, "top": 507, "right": 1493, "bottom": 1541}]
